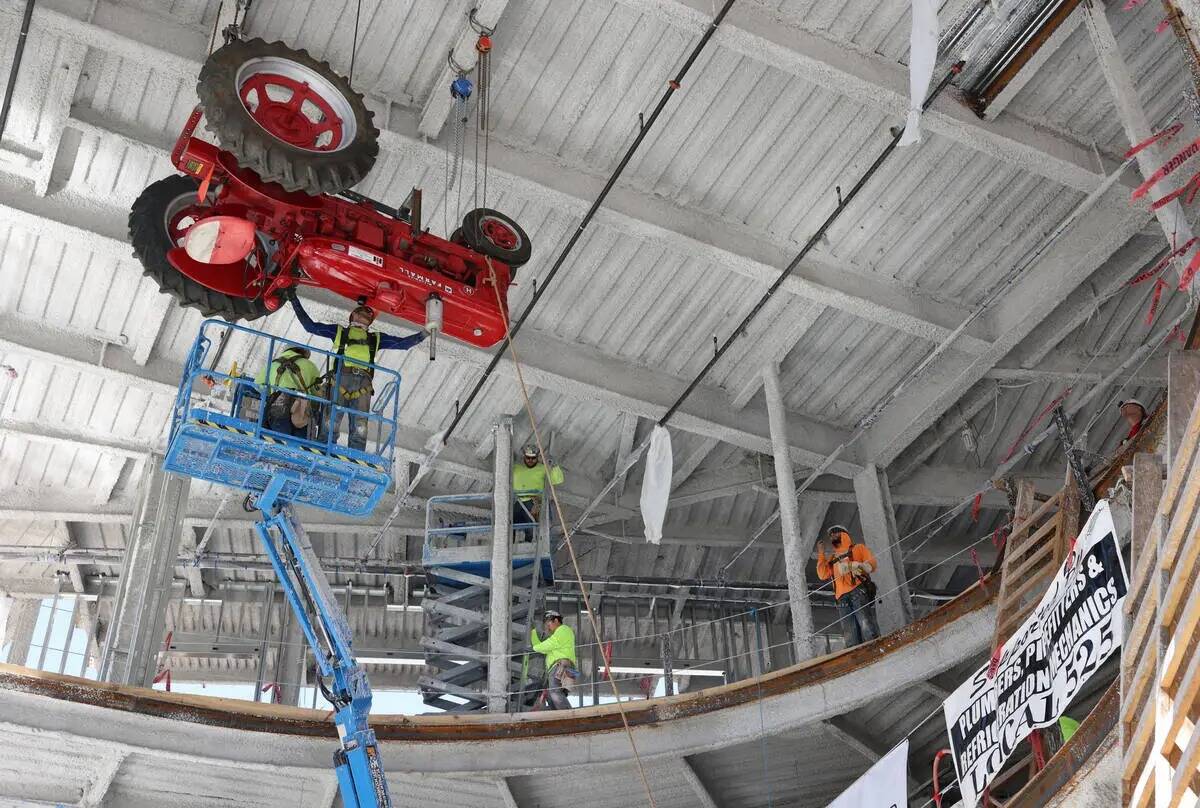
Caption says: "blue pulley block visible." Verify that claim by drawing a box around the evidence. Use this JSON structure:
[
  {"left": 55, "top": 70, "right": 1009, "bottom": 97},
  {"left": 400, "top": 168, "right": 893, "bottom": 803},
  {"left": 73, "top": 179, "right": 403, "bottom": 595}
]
[{"left": 451, "top": 76, "right": 473, "bottom": 100}]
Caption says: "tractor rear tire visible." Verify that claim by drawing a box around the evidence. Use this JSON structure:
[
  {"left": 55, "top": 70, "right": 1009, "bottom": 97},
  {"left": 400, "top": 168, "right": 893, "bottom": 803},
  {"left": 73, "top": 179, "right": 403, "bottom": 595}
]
[
  {"left": 129, "top": 174, "right": 270, "bottom": 322},
  {"left": 461, "top": 208, "right": 532, "bottom": 270},
  {"left": 198, "top": 38, "right": 379, "bottom": 196}
]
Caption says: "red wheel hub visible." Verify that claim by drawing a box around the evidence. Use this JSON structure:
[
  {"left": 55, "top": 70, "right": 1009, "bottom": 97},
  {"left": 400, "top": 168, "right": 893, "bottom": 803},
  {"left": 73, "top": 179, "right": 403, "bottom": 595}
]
[
  {"left": 166, "top": 196, "right": 267, "bottom": 298},
  {"left": 168, "top": 204, "right": 209, "bottom": 246},
  {"left": 239, "top": 72, "right": 345, "bottom": 152},
  {"left": 480, "top": 217, "right": 519, "bottom": 250}
]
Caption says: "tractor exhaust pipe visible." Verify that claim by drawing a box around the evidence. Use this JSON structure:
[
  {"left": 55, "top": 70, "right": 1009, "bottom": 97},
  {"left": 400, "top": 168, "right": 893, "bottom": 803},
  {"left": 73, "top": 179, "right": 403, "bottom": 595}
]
[{"left": 425, "top": 294, "right": 443, "bottom": 361}]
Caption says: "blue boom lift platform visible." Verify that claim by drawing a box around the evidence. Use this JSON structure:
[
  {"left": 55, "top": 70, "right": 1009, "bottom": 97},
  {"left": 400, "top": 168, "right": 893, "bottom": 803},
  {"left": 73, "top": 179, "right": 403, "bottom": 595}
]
[{"left": 164, "top": 320, "right": 405, "bottom": 807}]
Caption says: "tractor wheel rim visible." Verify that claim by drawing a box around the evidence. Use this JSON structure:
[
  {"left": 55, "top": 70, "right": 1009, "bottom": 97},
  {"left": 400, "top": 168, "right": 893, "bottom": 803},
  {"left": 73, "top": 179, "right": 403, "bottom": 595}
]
[
  {"left": 165, "top": 192, "right": 210, "bottom": 247},
  {"left": 235, "top": 56, "right": 357, "bottom": 152},
  {"left": 479, "top": 215, "right": 521, "bottom": 251}
]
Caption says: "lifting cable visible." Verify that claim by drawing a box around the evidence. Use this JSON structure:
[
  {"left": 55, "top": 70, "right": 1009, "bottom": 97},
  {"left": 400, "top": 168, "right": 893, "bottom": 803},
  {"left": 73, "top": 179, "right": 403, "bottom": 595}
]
[
  {"left": 364, "top": 0, "right": 738, "bottom": 555},
  {"left": 436, "top": 0, "right": 738, "bottom": 446},
  {"left": 482, "top": 258, "right": 659, "bottom": 808}
]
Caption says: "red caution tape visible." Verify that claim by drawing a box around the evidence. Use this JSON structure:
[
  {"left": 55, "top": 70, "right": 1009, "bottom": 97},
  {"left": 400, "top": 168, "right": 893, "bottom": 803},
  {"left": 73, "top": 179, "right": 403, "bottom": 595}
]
[
  {"left": 1123, "top": 0, "right": 1147, "bottom": 9},
  {"left": 1156, "top": 17, "right": 1172, "bottom": 33},
  {"left": 1149, "top": 170, "right": 1200, "bottom": 211},
  {"left": 1125, "top": 122, "right": 1183, "bottom": 159},
  {"left": 987, "top": 643, "right": 1003, "bottom": 678},
  {"left": 971, "top": 492, "right": 982, "bottom": 523},
  {"left": 1147, "top": 277, "right": 1167, "bottom": 325},
  {"left": 1132, "top": 137, "right": 1200, "bottom": 201},
  {"left": 970, "top": 547, "right": 990, "bottom": 595},
  {"left": 1179, "top": 246, "right": 1200, "bottom": 290},
  {"left": 1129, "top": 237, "right": 1198, "bottom": 286}
]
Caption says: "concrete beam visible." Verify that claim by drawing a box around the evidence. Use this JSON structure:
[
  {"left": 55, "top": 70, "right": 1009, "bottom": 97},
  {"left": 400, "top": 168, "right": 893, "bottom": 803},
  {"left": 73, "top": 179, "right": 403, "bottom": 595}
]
[
  {"left": 613, "top": 413, "right": 639, "bottom": 499},
  {"left": 613, "top": 0, "right": 1130, "bottom": 193},
  {"left": 859, "top": 187, "right": 1152, "bottom": 467},
  {"left": 1083, "top": 0, "right": 1195, "bottom": 251},
  {"left": 0, "top": 595, "right": 998, "bottom": 774},
  {"left": 825, "top": 715, "right": 919, "bottom": 791},
  {"left": 988, "top": 352, "right": 1168, "bottom": 386},
  {"left": 677, "top": 756, "right": 722, "bottom": 808}
]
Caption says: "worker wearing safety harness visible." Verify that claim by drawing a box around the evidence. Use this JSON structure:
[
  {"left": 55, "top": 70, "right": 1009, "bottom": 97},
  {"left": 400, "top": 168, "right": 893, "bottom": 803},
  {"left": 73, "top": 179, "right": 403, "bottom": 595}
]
[
  {"left": 530, "top": 609, "right": 577, "bottom": 710},
  {"left": 254, "top": 346, "right": 319, "bottom": 438},
  {"left": 512, "top": 445, "right": 564, "bottom": 541},
  {"left": 817, "top": 525, "right": 880, "bottom": 649},
  {"left": 287, "top": 291, "right": 425, "bottom": 451}
]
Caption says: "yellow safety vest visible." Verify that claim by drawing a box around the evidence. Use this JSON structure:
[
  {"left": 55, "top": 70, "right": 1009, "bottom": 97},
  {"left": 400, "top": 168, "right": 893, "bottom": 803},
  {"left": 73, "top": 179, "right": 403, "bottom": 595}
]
[
  {"left": 334, "top": 325, "right": 380, "bottom": 370},
  {"left": 254, "top": 351, "right": 319, "bottom": 392},
  {"left": 512, "top": 462, "right": 564, "bottom": 501}
]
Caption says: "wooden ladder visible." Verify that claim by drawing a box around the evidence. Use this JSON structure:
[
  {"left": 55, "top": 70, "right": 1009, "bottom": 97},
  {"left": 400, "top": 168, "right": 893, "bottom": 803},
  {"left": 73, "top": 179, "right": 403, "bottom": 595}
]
[{"left": 989, "top": 466, "right": 1080, "bottom": 667}]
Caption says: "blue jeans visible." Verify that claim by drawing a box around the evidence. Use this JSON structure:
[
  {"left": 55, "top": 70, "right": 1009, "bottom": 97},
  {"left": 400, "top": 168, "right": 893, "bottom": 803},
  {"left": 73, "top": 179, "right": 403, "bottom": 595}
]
[
  {"left": 322, "top": 370, "right": 372, "bottom": 451},
  {"left": 265, "top": 394, "right": 306, "bottom": 438},
  {"left": 835, "top": 585, "right": 880, "bottom": 648}
]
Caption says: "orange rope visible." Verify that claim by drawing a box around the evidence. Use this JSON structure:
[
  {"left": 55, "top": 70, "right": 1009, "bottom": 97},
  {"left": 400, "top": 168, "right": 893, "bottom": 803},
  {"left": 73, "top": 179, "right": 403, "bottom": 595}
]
[{"left": 485, "top": 258, "right": 658, "bottom": 808}]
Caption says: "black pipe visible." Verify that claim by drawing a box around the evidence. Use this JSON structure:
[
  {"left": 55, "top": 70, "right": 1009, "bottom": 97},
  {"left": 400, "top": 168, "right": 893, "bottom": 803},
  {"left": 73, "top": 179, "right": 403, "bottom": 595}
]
[
  {"left": 438, "top": 0, "right": 739, "bottom": 445},
  {"left": 0, "top": 0, "right": 36, "bottom": 144},
  {"left": 659, "top": 60, "right": 966, "bottom": 425}
]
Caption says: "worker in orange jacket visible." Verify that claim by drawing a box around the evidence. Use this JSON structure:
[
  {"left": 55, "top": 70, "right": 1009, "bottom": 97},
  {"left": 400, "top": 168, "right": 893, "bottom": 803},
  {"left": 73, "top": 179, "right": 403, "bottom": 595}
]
[{"left": 817, "top": 525, "right": 880, "bottom": 648}]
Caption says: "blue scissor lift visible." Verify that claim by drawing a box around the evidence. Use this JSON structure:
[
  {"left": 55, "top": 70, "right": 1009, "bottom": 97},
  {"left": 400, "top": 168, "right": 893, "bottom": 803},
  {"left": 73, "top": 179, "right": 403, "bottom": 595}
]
[
  {"left": 164, "top": 320, "right": 404, "bottom": 808},
  {"left": 419, "top": 493, "right": 553, "bottom": 711}
]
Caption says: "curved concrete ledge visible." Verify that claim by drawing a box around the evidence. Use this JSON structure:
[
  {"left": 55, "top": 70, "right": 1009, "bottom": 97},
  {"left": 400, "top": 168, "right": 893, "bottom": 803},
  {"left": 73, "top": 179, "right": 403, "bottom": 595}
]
[{"left": 0, "top": 582, "right": 995, "bottom": 778}]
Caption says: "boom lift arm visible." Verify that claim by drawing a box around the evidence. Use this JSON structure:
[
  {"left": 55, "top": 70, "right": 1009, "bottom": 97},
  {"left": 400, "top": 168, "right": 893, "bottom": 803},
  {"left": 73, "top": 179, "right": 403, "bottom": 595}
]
[{"left": 254, "top": 473, "right": 393, "bottom": 808}]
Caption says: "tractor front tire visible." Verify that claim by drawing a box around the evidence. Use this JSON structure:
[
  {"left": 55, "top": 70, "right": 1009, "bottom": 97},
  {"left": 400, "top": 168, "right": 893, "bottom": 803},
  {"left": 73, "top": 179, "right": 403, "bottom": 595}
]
[
  {"left": 129, "top": 174, "right": 269, "bottom": 322},
  {"left": 461, "top": 208, "right": 533, "bottom": 270},
  {"left": 198, "top": 38, "right": 379, "bottom": 196}
]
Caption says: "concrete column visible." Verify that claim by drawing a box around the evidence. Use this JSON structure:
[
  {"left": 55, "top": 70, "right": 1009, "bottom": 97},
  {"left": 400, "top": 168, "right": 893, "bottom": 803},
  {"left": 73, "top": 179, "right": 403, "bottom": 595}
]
[
  {"left": 762, "top": 364, "right": 817, "bottom": 662},
  {"left": 99, "top": 454, "right": 191, "bottom": 686},
  {"left": 852, "top": 463, "right": 912, "bottom": 635},
  {"left": 487, "top": 418, "right": 513, "bottom": 713},
  {"left": 2, "top": 597, "right": 40, "bottom": 666},
  {"left": 1083, "top": 0, "right": 1194, "bottom": 246},
  {"left": 274, "top": 605, "right": 305, "bottom": 707}
]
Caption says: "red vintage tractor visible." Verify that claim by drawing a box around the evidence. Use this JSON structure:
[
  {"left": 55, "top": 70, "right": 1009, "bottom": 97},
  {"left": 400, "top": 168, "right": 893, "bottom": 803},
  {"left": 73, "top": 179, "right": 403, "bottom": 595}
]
[{"left": 129, "top": 37, "right": 530, "bottom": 349}]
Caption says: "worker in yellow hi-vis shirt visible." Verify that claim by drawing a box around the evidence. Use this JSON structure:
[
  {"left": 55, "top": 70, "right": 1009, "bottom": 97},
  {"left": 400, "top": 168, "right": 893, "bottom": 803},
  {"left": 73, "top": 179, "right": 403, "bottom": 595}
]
[
  {"left": 531, "top": 609, "right": 577, "bottom": 710},
  {"left": 512, "top": 444, "right": 564, "bottom": 541}
]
